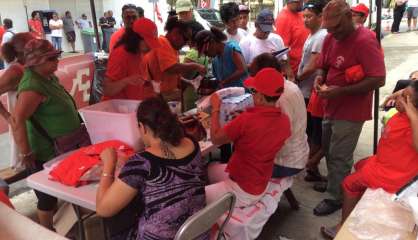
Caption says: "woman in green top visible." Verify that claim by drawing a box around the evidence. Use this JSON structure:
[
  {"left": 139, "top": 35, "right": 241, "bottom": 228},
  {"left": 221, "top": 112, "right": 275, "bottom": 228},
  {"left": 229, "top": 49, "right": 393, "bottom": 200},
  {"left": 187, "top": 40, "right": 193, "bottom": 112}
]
[{"left": 12, "top": 39, "right": 81, "bottom": 229}]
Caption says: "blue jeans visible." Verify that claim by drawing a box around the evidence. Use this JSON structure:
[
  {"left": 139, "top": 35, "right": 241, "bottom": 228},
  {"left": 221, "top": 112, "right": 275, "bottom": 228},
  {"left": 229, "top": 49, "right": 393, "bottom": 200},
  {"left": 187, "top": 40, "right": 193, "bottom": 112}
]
[{"left": 51, "top": 36, "right": 62, "bottom": 51}]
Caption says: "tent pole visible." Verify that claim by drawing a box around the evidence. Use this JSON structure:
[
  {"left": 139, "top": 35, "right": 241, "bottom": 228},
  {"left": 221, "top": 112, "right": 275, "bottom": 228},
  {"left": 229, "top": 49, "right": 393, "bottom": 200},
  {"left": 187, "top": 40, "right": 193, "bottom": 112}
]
[
  {"left": 89, "top": 0, "right": 101, "bottom": 51},
  {"left": 373, "top": 0, "right": 383, "bottom": 154}
]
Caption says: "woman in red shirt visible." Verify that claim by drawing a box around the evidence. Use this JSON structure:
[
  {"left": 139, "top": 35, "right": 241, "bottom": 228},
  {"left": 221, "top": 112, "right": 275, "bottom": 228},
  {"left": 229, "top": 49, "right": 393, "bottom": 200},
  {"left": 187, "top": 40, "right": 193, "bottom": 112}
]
[{"left": 102, "top": 18, "right": 160, "bottom": 100}]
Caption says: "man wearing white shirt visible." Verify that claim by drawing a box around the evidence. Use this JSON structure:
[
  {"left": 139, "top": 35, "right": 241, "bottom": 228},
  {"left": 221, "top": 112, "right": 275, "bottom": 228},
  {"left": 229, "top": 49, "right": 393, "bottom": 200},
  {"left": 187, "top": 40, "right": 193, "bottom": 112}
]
[
  {"left": 240, "top": 9, "right": 294, "bottom": 80},
  {"left": 49, "top": 12, "right": 63, "bottom": 51},
  {"left": 1, "top": 19, "right": 16, "bottom": 69},
  {"left": 220, "top": 2, "right": 248, "bottom": 43}
]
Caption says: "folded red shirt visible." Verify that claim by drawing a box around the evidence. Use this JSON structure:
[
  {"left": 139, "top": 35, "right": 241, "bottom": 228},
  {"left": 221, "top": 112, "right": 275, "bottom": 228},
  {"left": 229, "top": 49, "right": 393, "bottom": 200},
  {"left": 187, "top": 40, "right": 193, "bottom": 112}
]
[
  {"left": 345, "top": 64, "right": 365, "bottom": 84},
  {"left": 49, "top": 140, "right": 135, "bottom": 187},
  {"left": 0, "top": 191, "right": 14, "bottom": 209}
]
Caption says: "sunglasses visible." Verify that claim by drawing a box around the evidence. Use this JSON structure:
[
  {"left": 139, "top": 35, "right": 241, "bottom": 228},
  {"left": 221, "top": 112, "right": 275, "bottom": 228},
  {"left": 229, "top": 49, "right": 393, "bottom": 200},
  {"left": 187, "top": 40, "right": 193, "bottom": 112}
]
[
  {"left": 249, "top": 88, "right": 257, "bottom": 94},
  {"left": 47, "top": 56, "right": 59, "bottom": 61}
]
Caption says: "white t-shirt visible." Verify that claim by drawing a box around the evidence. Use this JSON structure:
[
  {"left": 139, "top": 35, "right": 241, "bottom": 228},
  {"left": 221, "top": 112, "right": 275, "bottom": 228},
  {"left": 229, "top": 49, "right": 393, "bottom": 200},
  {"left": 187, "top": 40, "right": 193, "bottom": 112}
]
[
  {"left": 275, "top": 80, "right": 309, "bottom": 170},
  {"left": 49, "top": 19, "right": 63, "bottom": 37},
  {"left": 225, "top": 28, "right": 248, "bottom": 44},
  {"left": 408, "top": 0, "right": 418, "bottom": 7},
  {"left": 239, "top": 33, "right": 287, "bottom": 65}
]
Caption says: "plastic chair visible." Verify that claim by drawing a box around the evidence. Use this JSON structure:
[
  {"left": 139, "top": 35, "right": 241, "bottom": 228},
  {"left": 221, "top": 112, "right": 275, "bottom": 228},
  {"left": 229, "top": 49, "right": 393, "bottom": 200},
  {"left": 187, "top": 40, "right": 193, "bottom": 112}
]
[{"left": 174, "top": 192, "right": 236, "bottom": 240}]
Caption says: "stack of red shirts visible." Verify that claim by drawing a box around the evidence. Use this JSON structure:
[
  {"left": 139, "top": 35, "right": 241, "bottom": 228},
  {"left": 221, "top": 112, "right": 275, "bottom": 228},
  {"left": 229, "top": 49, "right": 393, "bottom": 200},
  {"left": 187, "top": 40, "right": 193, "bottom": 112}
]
[{"left": 49, "top": 140, "right": 135, "bottom": 187}]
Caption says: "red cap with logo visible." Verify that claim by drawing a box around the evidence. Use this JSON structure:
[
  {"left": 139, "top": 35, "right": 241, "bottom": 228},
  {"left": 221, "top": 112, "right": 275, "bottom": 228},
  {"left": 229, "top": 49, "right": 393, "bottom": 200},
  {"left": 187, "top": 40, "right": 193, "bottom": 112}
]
[
  {"left": 351, "top": 3, "right": 369, "bottom": 18},
  {"left": 244, "top": 68, "right": 285, "bottom": 97},
  {"left": 132, "top": 18, "right": 161, "bottom": 49}
]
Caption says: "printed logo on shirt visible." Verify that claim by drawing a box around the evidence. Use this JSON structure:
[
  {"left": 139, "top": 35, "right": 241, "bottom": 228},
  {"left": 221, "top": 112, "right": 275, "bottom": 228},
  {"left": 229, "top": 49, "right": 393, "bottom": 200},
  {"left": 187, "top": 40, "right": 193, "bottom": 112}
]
[{"left": 335, "top": 56, "right": 345, "bottom": 68}]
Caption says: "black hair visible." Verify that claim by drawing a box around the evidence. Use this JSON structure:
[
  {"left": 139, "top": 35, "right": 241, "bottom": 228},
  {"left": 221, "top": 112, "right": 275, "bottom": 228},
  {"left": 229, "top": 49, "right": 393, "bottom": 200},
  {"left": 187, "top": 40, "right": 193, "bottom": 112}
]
[
  {"left": 220, "top": 2, "right": 240, "bottom": 23},
  {"left": 3, "top": 19, "right": 12, "bottom": 29},
  {"left": 137, "top": 97, "right": 185, "bottom": 146},
  {"left": 189, "top": 21, "right": 205, "bottom": 43},
  {"left": 122, "top": 3, "right": 137, "bottom": 13},
  {"left": 304, "top": 0, "right": 327, "bottom": 15},
  {"left": 410, "top": 80, "right": 418, "bottom": 107},
  {"left": 251, "top": 52, "right": 281, "bottom": 74},
  {"left": 31, "top": 11, "right": 39, "bottom": 18},
  {"left": 65, "top": 11, "right": 71, "bottom": 15},
  {"left": 114, "top": 27, "right": 143, "bottom": 54},
  {"left": 164, "top": 16, "right": 190, "bottom": 33},
  {"left": 137, "top": 7, "right": 144, "bottom": 17},
  {"left": 194, "top": 27, "right": 227, "bottom": 51}
]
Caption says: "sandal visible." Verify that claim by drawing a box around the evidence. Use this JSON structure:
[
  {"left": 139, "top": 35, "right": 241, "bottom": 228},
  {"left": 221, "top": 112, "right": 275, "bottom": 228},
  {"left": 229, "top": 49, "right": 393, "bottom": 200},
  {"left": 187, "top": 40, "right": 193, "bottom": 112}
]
[
  {"left": 313, "top": 199, "right": 342, "bottom": 216},
  {"left": 320, "top": 225, "right": 338, "bottom": 239},
  {"left": 313, "top": 182, "right": 327, "bottom": 193}
]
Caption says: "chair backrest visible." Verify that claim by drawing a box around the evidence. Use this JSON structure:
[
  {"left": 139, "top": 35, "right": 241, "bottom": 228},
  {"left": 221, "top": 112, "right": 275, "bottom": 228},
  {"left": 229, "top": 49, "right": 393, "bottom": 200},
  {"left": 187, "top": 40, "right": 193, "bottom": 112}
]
[{"left": 174, "top": 192, "right": 236, "bottom": 240}]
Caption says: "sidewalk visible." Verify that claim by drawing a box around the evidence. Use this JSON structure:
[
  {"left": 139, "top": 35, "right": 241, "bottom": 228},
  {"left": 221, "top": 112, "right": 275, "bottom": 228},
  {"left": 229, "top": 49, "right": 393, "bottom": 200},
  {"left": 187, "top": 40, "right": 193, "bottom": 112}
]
[{"left": 3, "top": 29, "right": 418, "bottom": 240}]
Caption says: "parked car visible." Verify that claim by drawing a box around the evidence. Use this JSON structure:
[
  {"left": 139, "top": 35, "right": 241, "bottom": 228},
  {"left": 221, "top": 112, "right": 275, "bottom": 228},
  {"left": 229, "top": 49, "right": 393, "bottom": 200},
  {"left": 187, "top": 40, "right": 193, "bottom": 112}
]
[{"left": 195, "top": 8, "right": 225, "bottom": 31}]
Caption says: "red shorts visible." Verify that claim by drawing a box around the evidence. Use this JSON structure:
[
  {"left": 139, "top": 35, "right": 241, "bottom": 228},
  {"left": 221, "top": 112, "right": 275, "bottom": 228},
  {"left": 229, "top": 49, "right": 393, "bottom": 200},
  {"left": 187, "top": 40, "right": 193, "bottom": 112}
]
[{"left": 342, "top": 158, "right": 371, "bottom": 198}]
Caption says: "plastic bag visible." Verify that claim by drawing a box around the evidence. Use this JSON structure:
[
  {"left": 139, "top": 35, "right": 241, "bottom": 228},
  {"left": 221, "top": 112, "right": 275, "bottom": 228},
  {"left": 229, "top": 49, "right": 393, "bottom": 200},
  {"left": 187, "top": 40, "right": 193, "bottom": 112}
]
[{"left": 348, "top": 188, "right": 416, "bottom": 240}]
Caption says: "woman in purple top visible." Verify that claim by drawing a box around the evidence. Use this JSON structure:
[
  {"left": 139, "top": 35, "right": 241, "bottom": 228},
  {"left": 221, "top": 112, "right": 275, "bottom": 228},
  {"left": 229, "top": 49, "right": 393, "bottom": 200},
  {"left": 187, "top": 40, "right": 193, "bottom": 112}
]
[{"left": 96, "top": 97, "right": 208, "bottom": 240}]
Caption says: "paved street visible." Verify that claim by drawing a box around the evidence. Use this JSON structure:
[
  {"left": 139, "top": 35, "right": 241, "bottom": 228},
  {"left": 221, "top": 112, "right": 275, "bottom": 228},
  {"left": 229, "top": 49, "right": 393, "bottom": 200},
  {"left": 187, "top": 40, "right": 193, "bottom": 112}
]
[{"left": 2, "top": 22, "right": 418, "bottom": 240}]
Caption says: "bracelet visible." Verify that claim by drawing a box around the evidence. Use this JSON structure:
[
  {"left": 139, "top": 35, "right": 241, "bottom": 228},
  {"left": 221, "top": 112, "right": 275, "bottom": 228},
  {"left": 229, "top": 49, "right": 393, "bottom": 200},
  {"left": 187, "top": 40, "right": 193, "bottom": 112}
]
[
  {"left": 19, "top": 151, "right": 33, "bottom": 159},
  {"left": 101, "top": 172, "right": 114, "bottom": 178}
]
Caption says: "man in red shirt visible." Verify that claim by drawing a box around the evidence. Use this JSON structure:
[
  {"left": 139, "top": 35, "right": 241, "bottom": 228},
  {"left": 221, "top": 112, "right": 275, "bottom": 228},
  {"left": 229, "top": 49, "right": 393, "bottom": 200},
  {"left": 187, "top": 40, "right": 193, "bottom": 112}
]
[
  {"left": 109, "top": 4, "right": 139, "bottom": 53},
  {"left": 312, "top": 0, "right": 386, "bottom": 216},
  {"left": 28, "top": 11, "right": 45, "bottom": 39},
  {"left": 205, "top": 68, "right": 291, "bottom": 207},
  {"left": 275, "top": 0, "right": 309, "bottom": 75},
  {"left": 351, "top": 3, "right": 369, "bottom": 27},
  {"left": 321, "top": 81, "right": 418, "bottom": 239}
]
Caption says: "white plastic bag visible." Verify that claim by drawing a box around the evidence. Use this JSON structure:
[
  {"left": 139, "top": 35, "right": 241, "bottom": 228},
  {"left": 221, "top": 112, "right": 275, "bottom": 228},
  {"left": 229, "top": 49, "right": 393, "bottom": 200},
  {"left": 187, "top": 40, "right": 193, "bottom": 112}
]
[{"left": 348, "top": 188, "right": 416, "bottom": 240}]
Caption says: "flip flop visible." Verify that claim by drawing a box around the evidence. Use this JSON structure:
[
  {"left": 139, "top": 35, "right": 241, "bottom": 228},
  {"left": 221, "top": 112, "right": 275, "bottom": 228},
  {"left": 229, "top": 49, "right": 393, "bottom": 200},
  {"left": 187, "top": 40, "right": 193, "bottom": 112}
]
[
  {"left": 313, "top": 199, "right": 342, "bottom": 216},
  {"left": 320, "top": 225, "right": 338, "bottom": 239}
]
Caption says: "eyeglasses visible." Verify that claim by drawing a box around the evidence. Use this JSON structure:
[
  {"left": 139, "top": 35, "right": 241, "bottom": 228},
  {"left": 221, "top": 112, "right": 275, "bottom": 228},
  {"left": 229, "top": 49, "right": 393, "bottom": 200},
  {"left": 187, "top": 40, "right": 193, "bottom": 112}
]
[{"left": 249, "top": 88, "right": 257, "bottom": 94}]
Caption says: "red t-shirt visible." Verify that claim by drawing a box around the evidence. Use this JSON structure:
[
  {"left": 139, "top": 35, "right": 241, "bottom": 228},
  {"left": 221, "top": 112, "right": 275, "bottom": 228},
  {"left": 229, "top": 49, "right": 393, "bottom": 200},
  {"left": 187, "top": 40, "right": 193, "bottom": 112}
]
[
  {"left": 360, "top": 113, "right": 418, "bottom": 193},
  {"left": 144, "top": 36, "right": 180, "bottom": 93},
  {"left": 109, "top": 28, "right": 125, "bottom": 53},
  {"left": 224, "top": 106, "right": 291, "bottom": 195},
  {"left": 317, "top": 26, "right": 386, "bottom": 121},
  {"left": 0, "top": 26, "right": 5, "bottom": 43},
  {"left": 103, "top": 45, "right": 155, "bottom": 100},
  {"left": 0, "top": 191, "right": 14, "bottom": 209},
  {"left": 28, "top": 19, "right": 44, "bottom": 39},
  {"left": 275, "top": 7, "right": 309, "bottom": 74}
]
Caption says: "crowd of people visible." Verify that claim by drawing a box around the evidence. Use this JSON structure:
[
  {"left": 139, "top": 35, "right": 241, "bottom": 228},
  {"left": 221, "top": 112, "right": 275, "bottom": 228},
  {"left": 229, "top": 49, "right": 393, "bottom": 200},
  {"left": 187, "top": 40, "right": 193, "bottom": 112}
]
[{"left": 0, "top": 0, "right": 417, "bottom": 239}]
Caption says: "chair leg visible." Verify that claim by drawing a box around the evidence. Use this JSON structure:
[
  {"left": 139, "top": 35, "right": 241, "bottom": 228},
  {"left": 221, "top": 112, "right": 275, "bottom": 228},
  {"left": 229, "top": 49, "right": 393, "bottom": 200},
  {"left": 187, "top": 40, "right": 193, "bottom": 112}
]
[{"left": 284, "top": 189, "right": 300, "bottom": 210}]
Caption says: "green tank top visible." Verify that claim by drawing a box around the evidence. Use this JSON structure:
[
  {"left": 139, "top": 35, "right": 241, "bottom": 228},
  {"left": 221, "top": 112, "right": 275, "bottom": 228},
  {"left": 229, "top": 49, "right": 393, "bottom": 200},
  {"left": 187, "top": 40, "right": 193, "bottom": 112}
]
[{"left": 17, "top": 69, "right": 81, "bottom": 162}]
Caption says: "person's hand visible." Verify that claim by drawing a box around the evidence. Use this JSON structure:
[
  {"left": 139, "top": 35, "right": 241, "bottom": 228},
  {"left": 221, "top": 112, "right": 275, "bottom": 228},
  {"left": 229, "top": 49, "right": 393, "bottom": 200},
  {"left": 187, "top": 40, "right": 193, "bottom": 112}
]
[
  {"left": 313, "top": 75, "right": 324, "bottom": 92},
  {"left": 124, "top": 74, "right": 145, "bottom": 86},
  {"left": 399, "top": 95, "right": 418, "bottom": 121},
  {"left": 100, "top": 148, "right": 118, "bottom": 173},
  {"left": 22, "top": 154, "right": 36, "bottom": 170},
  {"left": 210, "top": 93, "right": 221, "bottom": 111},
  {"left": 193, "top": 63, "right": 207, "bottom": 75},
  {"left": 317, "top": 84, "right": 342, "bottom": 99},
  {"left": 381, "top": 89, "right": 404, "bottom": 109}
]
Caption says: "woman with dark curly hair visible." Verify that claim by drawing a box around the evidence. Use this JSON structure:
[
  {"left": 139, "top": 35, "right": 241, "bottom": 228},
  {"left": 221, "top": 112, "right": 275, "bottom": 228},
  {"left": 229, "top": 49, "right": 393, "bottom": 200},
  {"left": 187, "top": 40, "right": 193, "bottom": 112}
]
[
  {"left": 102, "top": 18, "right": 160, "bottom": 101},
  {"left": 97, "top": 97, "right": 208, "bottom": 240}
]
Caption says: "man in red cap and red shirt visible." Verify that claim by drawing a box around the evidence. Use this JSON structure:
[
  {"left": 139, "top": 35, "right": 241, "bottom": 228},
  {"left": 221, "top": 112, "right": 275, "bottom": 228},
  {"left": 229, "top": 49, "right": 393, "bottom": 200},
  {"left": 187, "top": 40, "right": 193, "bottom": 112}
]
[
  {"left": 205, "top": 67, "right": 291, "bottom": 207},
  {"left": 351, "top": 3, "right": 369, "bottom": 26},
  {"left": 312, "top": 0, "right": 385, "bottom": 216},
  {"left": 275, "top": 0, "right": 309, "bottom": 76}
]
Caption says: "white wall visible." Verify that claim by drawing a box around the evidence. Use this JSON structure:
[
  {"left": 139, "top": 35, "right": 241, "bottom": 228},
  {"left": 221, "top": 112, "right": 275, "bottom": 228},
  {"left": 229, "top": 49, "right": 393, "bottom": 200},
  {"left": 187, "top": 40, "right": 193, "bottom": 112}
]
[{"left": 0, "top": 0, "right": 49, "bottom": 32}]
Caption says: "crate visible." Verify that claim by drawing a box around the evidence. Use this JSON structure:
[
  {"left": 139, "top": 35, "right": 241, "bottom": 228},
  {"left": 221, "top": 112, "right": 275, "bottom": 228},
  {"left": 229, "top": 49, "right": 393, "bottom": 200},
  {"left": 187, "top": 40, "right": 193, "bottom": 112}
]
[{"left": 79, "top": 100, "right": 143, "bottom": 151}]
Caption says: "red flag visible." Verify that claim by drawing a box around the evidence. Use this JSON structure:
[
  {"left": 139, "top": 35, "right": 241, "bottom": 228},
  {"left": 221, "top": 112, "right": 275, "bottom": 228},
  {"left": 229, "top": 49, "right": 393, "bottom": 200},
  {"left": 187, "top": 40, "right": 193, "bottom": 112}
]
[{"left": 155, "top": 3, "right": 163, "bottom": 23}]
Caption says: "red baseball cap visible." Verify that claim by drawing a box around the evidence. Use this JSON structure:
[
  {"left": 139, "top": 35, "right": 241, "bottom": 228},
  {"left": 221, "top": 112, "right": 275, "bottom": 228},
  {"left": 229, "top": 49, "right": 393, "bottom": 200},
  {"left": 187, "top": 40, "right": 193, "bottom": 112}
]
[
  {"left": 132, "top": 18, "right": 161, "bottom": 49},
  {"left": 351, "top": 3, "right": 369, "bottom": 18},
  {"left": 244, "top": 68, "right": 285, "bottom": 97}
]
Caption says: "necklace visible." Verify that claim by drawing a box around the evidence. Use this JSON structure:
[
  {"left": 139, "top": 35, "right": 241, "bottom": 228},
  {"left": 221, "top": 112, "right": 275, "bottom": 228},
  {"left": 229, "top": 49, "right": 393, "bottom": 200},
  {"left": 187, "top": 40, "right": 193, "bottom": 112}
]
[{"left": 160, "top": 141, "right": 176, "bottom": 159}]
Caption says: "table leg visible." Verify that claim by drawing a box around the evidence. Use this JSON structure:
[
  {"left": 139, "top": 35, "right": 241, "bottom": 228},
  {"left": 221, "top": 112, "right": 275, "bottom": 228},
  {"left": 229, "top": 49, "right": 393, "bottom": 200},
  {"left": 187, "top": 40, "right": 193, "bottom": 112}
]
[{"left": 72, "top": 205, "right": 86, "bottom": 240}]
